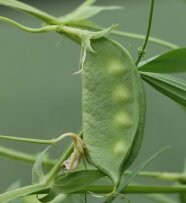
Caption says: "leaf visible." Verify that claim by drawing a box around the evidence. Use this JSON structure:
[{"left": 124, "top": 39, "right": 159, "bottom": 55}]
[
  {"left": 5, "top": 181, "right": 22, "bottom": 203},
  {"left": 0, "top": 0, "right": 58, "bottom": 24},
  {"left": 37, "top": 194, "right": 77, "bottom": 203},
  {"left": 140, "top": 72, "right": 186, "bottom": 106},
  {"left": 139, "top": 48, "right": 186, "bottom": 73},
  {"left": 6, "top": 181, "right": 21, "bottom": 192},
  {"left": 53, "top": 169, "right": 105, "bottom": 193},
  {"left": 37, "top": 189, "right": 57, "bottom": 203},
  {"left": 104, "top": 146, "right": 170, "bottom": 203},
  {"left": 32, "top": 146, "right": 51, "bottom": 184},
  {"left": 58, "top": 0, "right": 122, "bottom": 24},
  {"left": 0, "top": 184, "right": 45, "bottom": 203}
]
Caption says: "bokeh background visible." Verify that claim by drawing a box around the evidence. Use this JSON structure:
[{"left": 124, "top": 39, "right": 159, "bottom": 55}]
[{"left": 0, "top": 0, "right": 186, "bottom": 202}]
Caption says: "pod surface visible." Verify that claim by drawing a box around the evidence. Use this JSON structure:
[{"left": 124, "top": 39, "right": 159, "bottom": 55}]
[{"left": 82, "top": 37, "right": 145, "bottom": 186}]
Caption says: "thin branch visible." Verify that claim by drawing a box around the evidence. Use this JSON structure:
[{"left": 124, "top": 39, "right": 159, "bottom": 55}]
[
  {"left": 0, "top": 134, "right": 55, "bottom": 144},
  {"left": 1, "top": 184, "right": 185, "bottom": 202},
  {"left": 0, "top": 183, "right": 46, "bottom": 203},
  {"left": 0, "top": 16, "right": 57, "bottom": 33},
  {"left": 0, "top": 145, "right": 55, "bottom": 166},
  {"left": 0, "top": 145, "right": 186, "bottom": 183},
  {"left": 125, "top": 171, "right": 186, "bottom": 183},
  {"left": 0, "top": 16, "right": 179, "bottom": 50},
  {"left": 0, "top": 132, "right": 79, "bottom": 145},
  {"left": 135, "top": 0, "right": 155, "bottom": 65},
  {"left": 76, "top": 185, "right": 186, "bottom": 194},
  {"left": 111, "top": 30, "right": 179, "bottom": 49},
  {"left": 74, "top": 21, "right": 179, "bottom": 49}
]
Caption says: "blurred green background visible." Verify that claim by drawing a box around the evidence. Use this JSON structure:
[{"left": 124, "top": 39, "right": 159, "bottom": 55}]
[{"left": 0, "top": 0, "right": 186, "bottom": 202}]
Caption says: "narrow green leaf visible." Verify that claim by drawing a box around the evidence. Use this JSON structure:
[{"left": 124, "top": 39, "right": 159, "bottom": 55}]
[
  {"left": 104, "top": 146, "right": 169, "bottom": 203},
  {"left": 6, "top": 181, "right": 21, "bottom": 193},
  {"left": 0, "top": 0, "right": 58, "bottom": 24},
  {"left": 37, "top": 189, "right": 57, "bottom": 203},
  {"left": 6, "top": 181, "right": 22, "bottom": 203},
  {"left": 139, "top": 48, "right": 186, "bottom": 73},
  {"left": 0, "top": 184, "right": 45, "bottom": 203},
  {"left": 37, "top": 194, "right": 75, "bottom": 203},
  {"left": 59, "top": 2, "right": 122, "bottom": 24},
  {"left": 140, "top": 72, "right": 186, "bottom": 106},
  {"left": 32, "top": 146, "right": 51, "bottom": 184}
]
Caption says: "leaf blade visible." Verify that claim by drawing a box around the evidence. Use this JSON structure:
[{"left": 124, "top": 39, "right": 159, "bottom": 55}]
[
  {"left": 104, "top": 146, "right": 170, "bottom": 203},
  {"left": 32, "top": 146, "right": 51, "bottom": 184},
  {"left": 0, "top": 0, "right": 58, "bottom": 24},
  {"left": 59, "top": 4, "right": 122, "bottom": 24},
  {"left": 140, "top": 72, "right": 186, "bottom": 106},
  {"left": 139, "top": 48, "right": 186, "bottom": 73}
]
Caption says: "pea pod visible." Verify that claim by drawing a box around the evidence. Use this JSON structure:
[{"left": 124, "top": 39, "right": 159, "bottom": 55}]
[{"left": 82, "top": 37, "right": 146, "bottom": 187}]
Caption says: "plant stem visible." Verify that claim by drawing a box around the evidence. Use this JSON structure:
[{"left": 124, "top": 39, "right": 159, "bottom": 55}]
[
  {"left": 0, "top": 183, "right": 46, "bottom": 202},
  {"left": 75, "top": 21, "right": 179, "bottom": 49},
  {"left": 1, "top": 145, "right": 186, "bottom": 183},
  {"left": 43, "top": 131, "right": 85, "bottom": 185},
  {"left": 111, "top": 30, "right": 179, "bottom": 49},
  {"left": 0, "top": 133, "right": 83, "bottom": 202},
  {"left": 0, "top": 132, "right": 78, "bottom": 145},
  {"left": 1, "top": 184, "right": 185, "bottom": 202},
  {"left": 135, "top": 0, "right": 154, "bottom": 65},
  {"left": 0, "top": 134, "right": 55, "bottom": 144},
  {"left": 0, "top": 145, "right": 55, "bottom": 166},
  {"left": 124, "top": 171, "right": 186, "bottom": 183},
  {"left": 76, "top": 185, "right": 186, "bottom": 194},
  {"left": 0, "top": 16, "right": 179, "bottom": 50},
  {"left": 0, "top": 16, "right": 57, "bottom": 32}
]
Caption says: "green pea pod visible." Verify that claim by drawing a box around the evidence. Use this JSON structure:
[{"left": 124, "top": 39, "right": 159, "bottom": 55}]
[{"left": 82, "top": 37, "right": 145, "bottom": 187}]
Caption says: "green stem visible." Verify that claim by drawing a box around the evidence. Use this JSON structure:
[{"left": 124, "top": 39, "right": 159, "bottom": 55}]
[
  {"left": 43, "top": 132, "right": 85, "bottom": 185},
  {"left": 111, "top": 30, "right": 179, "bottom": 49},
  {"left": 1, "top": 145, "right": 186, "bottom": 183},
  {"left": 0, "top": 133, "right": 81, "bottom": 185},
  {"left": 74, "top": 21, "right": 179, "bottom": 49},
  {"left": 0, "top": 133, "right": 83, "bottom": 202},
  {"left": 0, "top": 183, "right": 46, "bottom": 202},
  {"left": 0, "top": 16, "right": 58, "bottom": 33},
  {"left": 0, "top": 132, "right": 78, "bottom": 145},
  {"left": 124, "top": 171, "right": 186, "bottom": 183},
  {"left": 76, "top": 185, "right": 186, "bottom": 194},
  {"left": 0, "top": 145, "right": 55, "bottom": 166},
  {"left": 43, "top": 150, "right": 70, "bottom": 186},
  {"left": 135, "top": 0, "right": 154, "bottom": 65},
  {"left": 0, "top": 134, "right": 55, "bottom": 144},
  {"left": 0, "top": 16, "right": 179, "bottom": 50},
  {"left": 0, "top": 132, "right": 84, "bottom": 188},
  {"left": 1, "top": 184, "right": 185, "bottom": 202}
]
